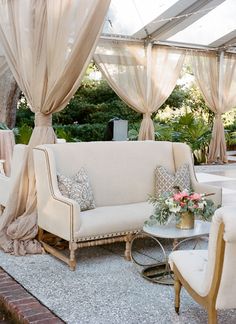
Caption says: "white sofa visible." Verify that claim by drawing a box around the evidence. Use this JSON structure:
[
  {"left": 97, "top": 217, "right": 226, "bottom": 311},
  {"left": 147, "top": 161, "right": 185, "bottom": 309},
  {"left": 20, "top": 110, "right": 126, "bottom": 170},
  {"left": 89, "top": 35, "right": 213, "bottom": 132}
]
[
  {"left": 0, "top": 144, "right": 27, "bottom": 208},
  {"left": 33, "top": 141, "right": 222, "bottom": 270}
]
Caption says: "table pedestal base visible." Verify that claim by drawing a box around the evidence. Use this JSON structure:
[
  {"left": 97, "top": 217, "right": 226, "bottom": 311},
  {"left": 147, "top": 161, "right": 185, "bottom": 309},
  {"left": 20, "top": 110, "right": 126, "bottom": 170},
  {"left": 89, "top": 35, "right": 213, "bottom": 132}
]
[{"left": 141, "top": 262, "right": 174, "bottom": 285}]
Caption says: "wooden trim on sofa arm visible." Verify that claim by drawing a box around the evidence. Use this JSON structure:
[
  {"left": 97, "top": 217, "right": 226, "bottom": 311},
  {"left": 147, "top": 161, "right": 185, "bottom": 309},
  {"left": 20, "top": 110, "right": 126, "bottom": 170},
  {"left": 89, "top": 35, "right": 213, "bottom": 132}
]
[{"left": 173, "top": 223, "right": 225, "bottom": 324}]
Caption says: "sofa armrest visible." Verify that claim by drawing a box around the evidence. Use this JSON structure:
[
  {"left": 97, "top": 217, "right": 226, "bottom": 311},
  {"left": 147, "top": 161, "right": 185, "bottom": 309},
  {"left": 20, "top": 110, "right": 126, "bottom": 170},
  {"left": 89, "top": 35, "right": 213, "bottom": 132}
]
[
  {"left": 0, "top": 174, "right": 11, "bottom": 207},
  {"left": 38, "top": 190, "right": 81, "bottom": 242},
  {"left": 172, "top": 143, "right": 222, "bottom": 207},
  {"left": 34, "top": 147, "right": 81, "bottom": 242},
  {"left": 192, "top": 181, "right": 222, "bottom": 207}
]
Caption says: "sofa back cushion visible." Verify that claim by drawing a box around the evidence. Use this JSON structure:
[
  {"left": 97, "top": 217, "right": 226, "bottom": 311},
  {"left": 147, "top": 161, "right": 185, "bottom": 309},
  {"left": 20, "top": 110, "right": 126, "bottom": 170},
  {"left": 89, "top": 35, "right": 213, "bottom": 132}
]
[
  {"left": 57, "top": 167, "right": 96, "bottom": 211},
  {"left": 155, "top": 163, "right": 191, "bottom": 196},
  {"left": 42, "top": 141, "right": 176, "bottom": 207}
]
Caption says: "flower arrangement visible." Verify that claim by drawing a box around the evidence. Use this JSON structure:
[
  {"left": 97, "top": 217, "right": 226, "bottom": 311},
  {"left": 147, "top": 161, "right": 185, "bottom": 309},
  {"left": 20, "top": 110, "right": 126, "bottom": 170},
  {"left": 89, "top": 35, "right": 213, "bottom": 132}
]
[{"left": 146, "top": 189, "right": 216, "bottom": 226}]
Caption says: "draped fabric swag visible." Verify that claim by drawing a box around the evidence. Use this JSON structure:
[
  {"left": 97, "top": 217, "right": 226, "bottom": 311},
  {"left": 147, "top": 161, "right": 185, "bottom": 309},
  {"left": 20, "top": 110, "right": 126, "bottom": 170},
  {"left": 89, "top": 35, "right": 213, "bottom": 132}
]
[
  {"left": 192, "top": 51, "right": 236, "bottom": 163},
  {"left": 0, "top": 0, "right": 110, "bottom": 255},
  {"left": 94, "top": 40, "right": 185, "bottom": 140}
]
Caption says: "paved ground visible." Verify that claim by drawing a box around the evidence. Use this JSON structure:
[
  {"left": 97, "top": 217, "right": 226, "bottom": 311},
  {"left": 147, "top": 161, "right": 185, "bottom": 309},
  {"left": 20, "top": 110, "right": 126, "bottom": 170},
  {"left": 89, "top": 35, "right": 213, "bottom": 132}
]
[
  {"left": 0, "top": 267, "right": 64, "bottom": 323},
  {"left": 195, "top": 163, "right": 236, "bottom": 206},
  {"left": 0, "top": 164, "right": 236, "bottom": 324}
]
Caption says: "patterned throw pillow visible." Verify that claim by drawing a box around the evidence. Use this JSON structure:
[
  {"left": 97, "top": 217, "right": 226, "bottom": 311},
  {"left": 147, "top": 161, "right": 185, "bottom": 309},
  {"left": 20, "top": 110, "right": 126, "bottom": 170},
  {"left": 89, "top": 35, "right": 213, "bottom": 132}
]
[
  {"left": 155, "top": 164, "right": 191, "bottom": 197},
  {"left": 57, "top": 168, "right": 95, "bottom": 211}
]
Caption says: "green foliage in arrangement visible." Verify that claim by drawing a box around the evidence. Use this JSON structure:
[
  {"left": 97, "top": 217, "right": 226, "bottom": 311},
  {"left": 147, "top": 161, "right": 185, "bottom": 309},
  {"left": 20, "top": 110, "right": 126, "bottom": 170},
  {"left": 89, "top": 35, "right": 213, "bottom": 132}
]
[{"left": 146, "top": 191, "right": 216, "bottom": 226}]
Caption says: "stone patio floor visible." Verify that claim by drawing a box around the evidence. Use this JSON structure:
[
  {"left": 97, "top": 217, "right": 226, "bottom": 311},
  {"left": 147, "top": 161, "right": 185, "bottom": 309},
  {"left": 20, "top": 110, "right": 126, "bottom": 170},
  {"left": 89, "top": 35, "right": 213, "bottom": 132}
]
[{"left": 0, "top": 163, "right": 236, "bottom": 324}]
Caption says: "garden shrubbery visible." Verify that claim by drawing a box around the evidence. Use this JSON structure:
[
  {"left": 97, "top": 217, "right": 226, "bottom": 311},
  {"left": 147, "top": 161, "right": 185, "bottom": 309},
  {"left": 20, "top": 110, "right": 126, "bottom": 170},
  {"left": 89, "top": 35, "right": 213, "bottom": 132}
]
[{"left": 15, "top": 67, "right": 236, "bottom": 164}]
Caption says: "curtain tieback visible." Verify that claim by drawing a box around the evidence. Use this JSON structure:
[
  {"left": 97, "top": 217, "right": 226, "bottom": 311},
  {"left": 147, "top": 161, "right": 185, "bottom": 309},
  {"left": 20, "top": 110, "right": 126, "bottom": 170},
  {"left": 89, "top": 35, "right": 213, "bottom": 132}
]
[
  {"left": 35, "top": 112, "right": 52, "bottom": 127},
  {"left": 215, "top": 113, "right": 222, "bottom": 119},
  {"left": 144, "top": 112, "right": 152, "bottom": 119}
]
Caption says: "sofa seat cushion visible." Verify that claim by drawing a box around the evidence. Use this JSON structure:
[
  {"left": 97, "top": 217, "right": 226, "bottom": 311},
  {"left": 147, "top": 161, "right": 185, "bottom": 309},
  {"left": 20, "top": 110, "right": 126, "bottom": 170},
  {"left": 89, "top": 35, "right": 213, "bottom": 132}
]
[
  {"left": 169, "top": 250, "right": 208, "bottom": 297},
  {"left": 75, "top": 202, "right": 154, "bottom": 240}
]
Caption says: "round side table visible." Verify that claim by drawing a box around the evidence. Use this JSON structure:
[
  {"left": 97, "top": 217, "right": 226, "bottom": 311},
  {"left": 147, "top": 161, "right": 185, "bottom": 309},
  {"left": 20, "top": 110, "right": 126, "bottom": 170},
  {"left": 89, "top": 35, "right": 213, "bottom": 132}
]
[{"left": 130, "top": 220, "right": 211, "bottom": 285}]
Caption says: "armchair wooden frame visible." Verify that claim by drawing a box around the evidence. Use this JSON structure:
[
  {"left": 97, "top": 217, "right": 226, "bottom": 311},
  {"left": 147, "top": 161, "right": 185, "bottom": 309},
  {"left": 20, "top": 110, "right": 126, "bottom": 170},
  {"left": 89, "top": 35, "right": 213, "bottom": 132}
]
[{"left": 172, "top": 223, "right": 225, "bottom": 324}]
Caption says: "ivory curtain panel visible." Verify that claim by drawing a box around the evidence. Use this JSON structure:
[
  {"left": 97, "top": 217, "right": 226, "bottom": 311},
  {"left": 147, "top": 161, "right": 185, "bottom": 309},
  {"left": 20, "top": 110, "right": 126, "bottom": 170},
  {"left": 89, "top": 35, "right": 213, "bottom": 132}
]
[
  {"left": 0, "top": 0, "right": 110, "bottom": 254},
  {"left": 0, "top": 55, "right": 8, "bottom": 77},
  {"left": 94, "top": 41, "right": 185, "bottom": 140},
  {"left": 192, "top": 52, "right": 236, "bottom": 163}
]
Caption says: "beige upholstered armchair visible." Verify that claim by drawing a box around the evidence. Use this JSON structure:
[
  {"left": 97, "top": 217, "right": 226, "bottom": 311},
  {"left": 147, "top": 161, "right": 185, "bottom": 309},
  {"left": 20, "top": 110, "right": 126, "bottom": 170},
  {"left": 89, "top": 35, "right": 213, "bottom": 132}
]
[{"left": 169, "top": 206, "right": 236, "bottom": 324}]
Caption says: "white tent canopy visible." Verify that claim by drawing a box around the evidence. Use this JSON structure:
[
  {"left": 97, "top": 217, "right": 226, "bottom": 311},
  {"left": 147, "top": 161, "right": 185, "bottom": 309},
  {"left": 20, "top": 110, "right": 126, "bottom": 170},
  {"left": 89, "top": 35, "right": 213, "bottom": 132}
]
[
  {"left": 102, "top": 0, "right": 236, "bottom": 53},
  {"left": 96, "top": 0, "right": 236, "bottom": 165}
]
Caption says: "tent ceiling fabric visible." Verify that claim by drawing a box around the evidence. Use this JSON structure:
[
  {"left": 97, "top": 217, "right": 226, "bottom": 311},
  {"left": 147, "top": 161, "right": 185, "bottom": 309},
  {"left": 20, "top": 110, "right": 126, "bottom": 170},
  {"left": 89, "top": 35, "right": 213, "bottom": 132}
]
[{"left": 103, "top": 0, "right": 236, "bottom": 52}]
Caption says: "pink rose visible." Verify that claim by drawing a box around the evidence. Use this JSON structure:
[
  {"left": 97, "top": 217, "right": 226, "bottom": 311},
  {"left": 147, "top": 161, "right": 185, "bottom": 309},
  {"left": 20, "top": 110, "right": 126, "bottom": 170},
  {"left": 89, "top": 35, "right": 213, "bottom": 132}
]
[
  {"left": 173, "top": 193, "right": 182, "bottom": 201},
  {"left": 173, "top": 192, "right": 189, "bottom": 201},
  {"left": 190, "top": 193, "right": 201, "bottom": 201}
]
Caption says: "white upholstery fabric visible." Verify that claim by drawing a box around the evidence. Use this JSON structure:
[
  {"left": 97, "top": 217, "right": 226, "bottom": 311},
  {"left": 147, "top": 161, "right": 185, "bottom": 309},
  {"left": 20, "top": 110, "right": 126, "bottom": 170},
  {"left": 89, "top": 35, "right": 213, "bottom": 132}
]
[
  {"left": 33, "top": 141, "right": 222, "bottom": 243},
  {"left": 169, "top": 206, "right": 236, "bottom": 310},
  {"left": 202, "top": 207, "right": 236, "bottom": 307},
  {"left": 37, "top": 141, "right": 221, "bottom": 207},
  {"left": 214, "top": 207, "right": 236, "bottom": 309},
  {"left": 215, "top": 207, "right": 236, "bottom": 243},
  {"left": 40, "top": 141, "right": 175, "bottom": 206},
  {"left": 169, "top": 250, "right": 208, "bottom": 296},
  {"left": 172, "top": 142, "right": 222, "bottom": 206},
  {"left": 75, "top": 202, "right": 153, "bottom": 239}
]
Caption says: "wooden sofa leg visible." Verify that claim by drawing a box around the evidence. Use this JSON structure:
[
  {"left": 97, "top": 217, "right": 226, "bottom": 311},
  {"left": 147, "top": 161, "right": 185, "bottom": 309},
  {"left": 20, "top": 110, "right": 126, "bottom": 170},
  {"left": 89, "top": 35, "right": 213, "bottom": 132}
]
[
  {"left": 174, "top": 276, "right": 182, "bottom": 315},
  {"left": 124, "top": 235, "right": 132, "bottom": 261},
  {"left": 41, "top": 240, "right": 77, "bottom": 271},
  {"left": 38, "top": 227, "right": 44, "bottom": 241},
  {"left": 69, "top": 242, "right": 77, "bottom": 271}
]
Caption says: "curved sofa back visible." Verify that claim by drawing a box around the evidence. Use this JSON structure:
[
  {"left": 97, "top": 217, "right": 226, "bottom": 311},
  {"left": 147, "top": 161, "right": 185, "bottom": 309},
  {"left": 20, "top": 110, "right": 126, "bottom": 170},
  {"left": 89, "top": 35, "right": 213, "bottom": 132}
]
[{"left": 34, "top": 141, "right": 193, "bottom": 207}]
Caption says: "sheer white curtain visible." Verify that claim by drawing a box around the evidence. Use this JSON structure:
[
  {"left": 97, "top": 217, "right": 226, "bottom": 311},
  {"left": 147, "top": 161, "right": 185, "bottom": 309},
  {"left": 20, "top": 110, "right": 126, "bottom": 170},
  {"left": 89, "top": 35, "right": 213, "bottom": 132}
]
[
  {"left": 94, "top": 41, "right": 185, "bottom": 140},
  {"left": 0, "top": 55, "right": 8, "bottom": 77},
  {"left": 0, "top": 0, "right": 110, "bottom": 255},
  {"left": 192, "top": 51, "right": 236, "bottom": 163}
]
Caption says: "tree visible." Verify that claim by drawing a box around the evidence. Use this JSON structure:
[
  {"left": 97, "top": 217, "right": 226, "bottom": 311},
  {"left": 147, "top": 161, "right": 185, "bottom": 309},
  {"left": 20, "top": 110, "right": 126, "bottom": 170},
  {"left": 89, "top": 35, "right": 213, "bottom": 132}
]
[{"left": 0, "top": 69, "right": 20, "bottom": 128}]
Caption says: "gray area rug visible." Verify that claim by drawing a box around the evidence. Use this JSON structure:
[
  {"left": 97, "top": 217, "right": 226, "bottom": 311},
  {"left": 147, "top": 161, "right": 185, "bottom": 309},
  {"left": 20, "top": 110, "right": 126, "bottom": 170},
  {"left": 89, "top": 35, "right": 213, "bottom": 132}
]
[{"left": 1, "top": 240, "right": 236, "bottom": 324}]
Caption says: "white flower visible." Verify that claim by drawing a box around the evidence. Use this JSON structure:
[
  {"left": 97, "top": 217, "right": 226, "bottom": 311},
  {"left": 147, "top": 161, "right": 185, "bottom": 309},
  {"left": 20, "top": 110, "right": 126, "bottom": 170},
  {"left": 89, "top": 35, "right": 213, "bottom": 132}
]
[
  {"left": 169, "top": 205, "right": 181, "bottom": 213},
  {"left": 198, "top": 201, "right": 206, "bottom": 209},
  {"left": 165, "top": 198, "right": 174, "bottom": 207}
]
